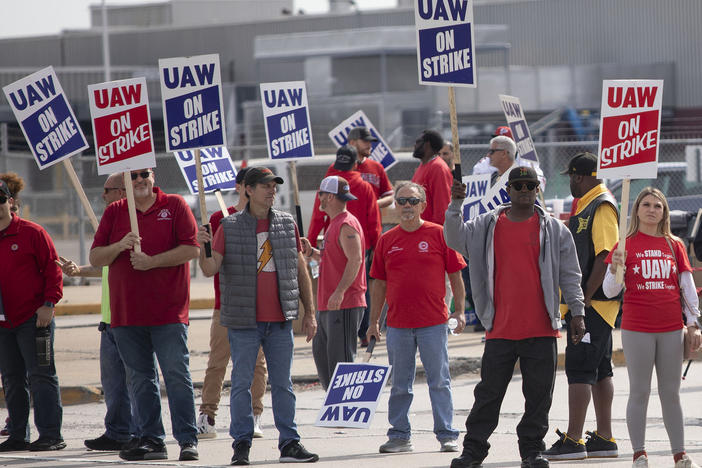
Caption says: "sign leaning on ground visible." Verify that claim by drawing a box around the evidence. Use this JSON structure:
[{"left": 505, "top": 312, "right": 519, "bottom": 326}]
[
  {"left": 315, "top": 363, "right": 392, "bottom": 429},
  {"left": 498, "top": 94, "right": 538, "bottom": 164},
  {"left": 159, "top": 53, "right": 227, "bottom": 152},
  {"left": 328, "top": 110, "right": 397, "bottom": 170},
  {"left": 415, "top": 0, "right": 477, "bottom": 87},
  {"left": 597, "top": 80, "right": 663, "bottom": 179},
  {"left": 2, "top": 66, "right": 88, "bottom": 170},
  {"left": 88, "top": 77, "right": 156, "bottom": 175},
  {"left": 260, "top": 81, "right": 314, "bottom": 160},
  {"left": 174, "top": 146, "right": 238, "bottom": 194}
]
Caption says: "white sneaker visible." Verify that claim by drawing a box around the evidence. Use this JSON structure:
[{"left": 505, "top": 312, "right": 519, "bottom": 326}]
[
  {"left": 440, "top": 439, "right": 459, "bottom": 452},
  {"left": 196, "top": 413, "right": 216, "bottom": 439},
  {"left": 633, "top": 454, "right": 649, "bottom": 467},
  {"left": 676, "top": 454, "right": 701, "bottom": 468},
  {"left": 253, "top": 413, "right": 263, "bottom": 439}
]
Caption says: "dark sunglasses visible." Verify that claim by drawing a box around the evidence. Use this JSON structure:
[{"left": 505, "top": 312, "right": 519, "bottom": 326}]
[
  {"left": 104, "top": 187, "right": 122, "bottom": 194},
  {"left": 487, "top": 149, "right": 504, "bottom": 155},
  {"left": 130, "top": 171, "right": 151, "bottom": 181},
  {"left": 0, "top": 195, "right": 7, "bottom": 204},
  {"left": 510, "top": 182, "right": 538, "bottom": 191},
  {"left": 396, "top": 197, "right": 421, "bottom": 206}
]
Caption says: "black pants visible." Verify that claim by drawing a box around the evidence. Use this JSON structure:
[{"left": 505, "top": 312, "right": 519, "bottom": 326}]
[{"left": 461, "top": 337, "right": 557, "bottom": 460}]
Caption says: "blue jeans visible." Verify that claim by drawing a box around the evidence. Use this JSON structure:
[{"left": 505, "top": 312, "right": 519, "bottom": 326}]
[
  {"left": 386, "top": 323, "right": 459, "bottom": 442},
  {"left": 0, "top": 317, "right": 62, "bottom": 442},
  {"left": 112, "top": 323, "right": 197, "bottom": 446},
  {"left": 100, "top": 324, "right": 137, "bottom": 441},
  {"left": 228, "top": 321, "right": 299, "bottom": 449}
]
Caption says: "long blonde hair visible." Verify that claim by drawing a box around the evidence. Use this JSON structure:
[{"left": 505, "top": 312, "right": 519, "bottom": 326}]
[{"left": 626, "top": 187, "right": 677, "bottom": 241}]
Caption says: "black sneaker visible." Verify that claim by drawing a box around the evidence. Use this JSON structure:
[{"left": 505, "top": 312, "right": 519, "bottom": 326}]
[
  {"left": 28, "top": 438, "right": 66, "bottom": 451},
  {"left": 179, "top": 442, "right": 199, "bottom": 461},
  {"left": 231, "top": 440, "right": 251, "bottom": 466},
  {"left": 0, "top": 438, "right": 29, "bottom": 452},
  {"left": 521, "top": 454, "right": 549, "bottom": 467},
  {"left": 84, "top": 434, "right": 127, "bottom": 451},
  {"left": 119, "top": 437, "right": 167, "bottom": 461},
  {"left": 543, "top": 429, "right": 586, "bottom": 460},
  {"left": 450, "top": 452, "right": 484, "bottom": 468},
  {"left": 279, "top": 440, "right": 319, "bottom": 463},
  {"left": 585, "top": 430, "right": 618, "bottom": 458}
]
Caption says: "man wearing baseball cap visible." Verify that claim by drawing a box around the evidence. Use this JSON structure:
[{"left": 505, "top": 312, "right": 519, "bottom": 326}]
[
  {"left": 347, "top": 127, "right": 394, "bottom": 208},
  {"left": 544, "top": 152, "right": 620, "bottom": 461},
  {"left": 196, "top": 166, "right": 319, "bottom": 465},
  {"left": 195, "top": 167, "right": 270, "bottom": 441},
  {"left": 445, "top": 167, "right": 585, "bottom": 468},
  {"left": 302, "top": 176, "right": 366, "bottom": 390}
]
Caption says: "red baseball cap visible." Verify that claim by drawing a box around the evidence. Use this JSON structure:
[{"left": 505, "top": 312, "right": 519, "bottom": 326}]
[{"left": 493, "top": 126, "right": 513, "bottom": 139}]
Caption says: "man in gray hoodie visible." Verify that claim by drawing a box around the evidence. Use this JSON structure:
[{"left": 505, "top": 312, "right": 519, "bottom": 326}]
[{"left": 444, "top": 166, "right": 586, "bottom": 468}]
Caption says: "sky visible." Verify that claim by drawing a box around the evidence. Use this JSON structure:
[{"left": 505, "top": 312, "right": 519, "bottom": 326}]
[{"left": 0, "top": 0, "right": 397, "bottom": 39}]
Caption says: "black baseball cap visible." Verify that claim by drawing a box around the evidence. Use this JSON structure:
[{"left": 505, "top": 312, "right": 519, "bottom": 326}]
[
  {"left": 244, "top": 167, "right": 284, "bottom": 186},
  {"left": 334, "top": 145, "right": 358, "bottom": 171},
  {"left": 561, "top": 152, "right": 598, "bottom": 177},
  {"left": 348, "top": 127, "right": 378, "bottom": 142},
  {"left": 0, "top": 180, "right": 11, "bottom": 198},
  {"left": 508, "top": 166, "right": 539, "bottom": 184}
]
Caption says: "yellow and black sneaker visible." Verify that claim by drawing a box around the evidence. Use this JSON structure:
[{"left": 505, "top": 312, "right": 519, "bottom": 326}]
[
  {"left": 585, "top": 430, "right": 618, "bottom": 458},
  {"left": 543, "top": 429, "right": 586, "bottom": 460}
]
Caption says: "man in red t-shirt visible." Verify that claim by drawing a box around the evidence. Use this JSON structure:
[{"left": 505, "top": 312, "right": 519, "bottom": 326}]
[
  {"left": 411, "top": 129, "right": 453, "bottom": 225},
  {"left": 196, "top": 167, "right": 269, "bottom": 440},
  {"left": 302, "top": 176, "right": 366, "bottom": 390},
  {"left": 90, "top": 168, "right": 200, "bottom": 462},
  {"left": 367, "top": 181, "right": 466, "bottom": 454},
  {"left": 444, "top": 167, "right": 586, "bottom": 468}
]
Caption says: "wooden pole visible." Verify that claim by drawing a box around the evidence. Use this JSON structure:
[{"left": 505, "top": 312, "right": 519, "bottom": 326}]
[
  {"left": 615, "top": 178, "right": 631, "bottom": 284},
  {"left": 448, "top": 86, "right": 462, "bottom": 181},
  {"left": 214, "top": 189, "right": 230, "bottom": 217},
  {"left": 194, "top": 148, "right": 212, "bottom": 257},
  {"left": 62, "top": 159, "right": 99, "bottom": 232},
  {"left": 123, "top": 172, "right": 141, "bottom": 253},
  {"left": 288, "top": 161, "right": 305, "bottom": 237}
]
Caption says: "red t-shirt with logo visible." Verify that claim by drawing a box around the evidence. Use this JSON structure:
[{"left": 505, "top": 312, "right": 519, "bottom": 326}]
[
  {"left": 370, "top": 222, "right": 466, "bottom": 328},
  {"left": 213, "top": 217, "right": 302, "bottom": 322},
  {"left": 209, "top": 207, "right": 237, "bottom": 310},
  {"left": 488, "top": 212, "right": 558, "bottom": 340},
  {"left": 357, "top": 157, "right": 393, "bottom": 199},
  {"left": 605, "top": 232, "right": 691, "bottom": 333},
  {"left": 91, "top": 188, "right": 198, "bottom": 327},
  {"left": 317, "top": 211, "right": 367, "bottom": 311}
]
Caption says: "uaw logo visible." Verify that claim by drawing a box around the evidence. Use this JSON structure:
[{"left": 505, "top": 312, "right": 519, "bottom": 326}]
[
  {"left": 11, "top": 243, "right": 18, "bottom": 251},
  {"left": 157, "top": 208, "right": 172, "bottom": 221},
  {"left": 576, "top": 215, "right": 590, "bottom": 234},
  {"left": 418, "top": 241, "right": 429, "bottom": 253}
]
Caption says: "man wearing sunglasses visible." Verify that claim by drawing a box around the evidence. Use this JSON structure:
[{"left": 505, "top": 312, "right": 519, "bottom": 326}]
[
  {"left": 90, "top": 168, "right": 200, "bottom": 462},
  {"left": 302, "top": 176, "right": 366, "bottom": 391},
  {"left": 56, "top": 173, "right": 138, "bottom": 452},
  {"left": 368, "top": 181, "right": 466, "bottom": 455},
  {"left": 445, "top": 166, "right": 585, "bottom": 468},
  {"left": 0, "top": 177, "right": 65, "bottom": 452}
]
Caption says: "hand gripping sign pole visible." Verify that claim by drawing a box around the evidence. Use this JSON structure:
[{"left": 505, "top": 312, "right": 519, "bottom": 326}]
[
  {"left": 194, "top": 148, "right": 212, "bottom": 257},
  {"left": 448, "top": 87, "right": 462, "bottom": 181},
  {"left": 288, "top": 161, "right": 305, "bottom": 237}
]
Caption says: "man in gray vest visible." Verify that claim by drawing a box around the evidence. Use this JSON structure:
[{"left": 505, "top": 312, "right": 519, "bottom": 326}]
[{"left": 196, "top": 167, "right": 319, "bottom": 466}]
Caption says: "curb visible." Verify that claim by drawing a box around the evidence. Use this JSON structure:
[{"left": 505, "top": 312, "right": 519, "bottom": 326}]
[
  {"left": 0, "top": 386, "right": 103, "bottom": 408},
  {"left": 55, "top": 298, "right": 215, "bottom": 316}
]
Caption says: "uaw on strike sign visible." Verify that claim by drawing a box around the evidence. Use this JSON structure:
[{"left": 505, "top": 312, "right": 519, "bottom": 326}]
[
  {"left": 159, "top": 54, "right": 226, "bottom": 151},
  {"left": 88, "top": 77, "right": 155, "bottom": 175},
  {"left": 3, "top": 66, "right": 88, "bottom": 169},
  {"left": 260, "top": 81, "right": 314, "bottom": 160},
  {"left": 328, "top": 110, "right": 397, "bottom": 170},
  {"left": 415, "top": 0, "right": 476, "bottom": 87},
  {"left": 174, "top": 147, "right": 237, "bottom": 195},
  {"left": 598, "top": 80, "right": 663, "bottom": 179}
]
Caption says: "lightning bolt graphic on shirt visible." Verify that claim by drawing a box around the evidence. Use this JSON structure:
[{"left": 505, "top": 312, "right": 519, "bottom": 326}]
[{"left": 258, "top": 239, "right": 273, "bottom": 274}]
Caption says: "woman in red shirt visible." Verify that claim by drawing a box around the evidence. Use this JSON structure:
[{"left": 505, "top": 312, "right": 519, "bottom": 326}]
[{"left": 604, "top": 187, "right": 701, "bottom": 468}]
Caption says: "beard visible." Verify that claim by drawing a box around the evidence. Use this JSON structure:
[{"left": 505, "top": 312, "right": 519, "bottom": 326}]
[{"left": 412, "top": 147, "right": 424, "bottom": 159}]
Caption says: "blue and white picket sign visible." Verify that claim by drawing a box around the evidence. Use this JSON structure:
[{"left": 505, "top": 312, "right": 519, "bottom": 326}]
[
  {"left": 415, "top": 0, "right": 476, "bottom": 87},
  {"left": 173, "top": 146, "right": 237, "bottom": 195},
  {"left": 315, "top": 363, "right": 391, "bottom": 429},
  {"left": 498, "top": 94, "right": 539, "bottom": 164},
  {"left": 328, "top": 110, "right": 397, "bottom": 170},
  {"left": 460, "top": 173, "right": 492, "bottom": 220},
  {"left": 159, "top": 54, "right": 226, "bottom": 152},
  {"left": 260, "top": 81, "right": 314, "bottom": 160},
  {"left": 2, "top": 66, "right": 88, "bottom": 170}
]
